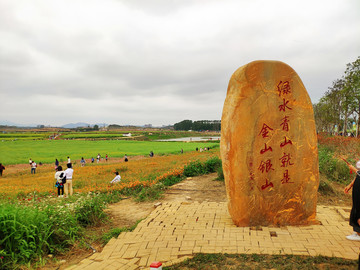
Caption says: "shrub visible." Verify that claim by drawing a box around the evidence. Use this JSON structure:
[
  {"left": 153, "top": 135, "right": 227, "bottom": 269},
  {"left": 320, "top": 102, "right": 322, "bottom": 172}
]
[
  {"left": 204, "top": 157, "right": 222, "bottom": 173},
  {"left": 183, "top": 157, "right": 222, "bottom": 177},
  {"left": 42, "top": 204, "right": 80, "bottom": 251},
  {"left": 318, "top": 146, "right": 350, "bottom": 183},
  {"left": 318, "top": 178, "right": 335, "bottom": 195},
  {"left": 74, "top": 195, "right": 108, "bottom": 226},
  {"left": 135, "top": 184, "right": 165, "bottom": 202},
  {"left": 0, "top": 203, "right": 81, "bottom": 269},
  {"left": 216, "top": 164, "right": 224, "bottom": 181},
  {"left": 183, "top": 160, "right": 206, "bottom": 177},
  {"left": 161, "top": 175, "right": 185, "bottom": 186}
]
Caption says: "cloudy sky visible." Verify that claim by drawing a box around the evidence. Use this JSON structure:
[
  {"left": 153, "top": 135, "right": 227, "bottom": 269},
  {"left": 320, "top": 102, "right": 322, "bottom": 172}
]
[{"left": 1, "top": 0, "right": 359, "bottom": 127}]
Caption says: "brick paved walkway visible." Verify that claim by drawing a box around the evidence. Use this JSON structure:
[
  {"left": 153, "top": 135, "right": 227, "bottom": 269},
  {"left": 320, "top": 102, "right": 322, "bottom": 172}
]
[{"left": 68, "top": 202, "right": 360, "bottom": 270}]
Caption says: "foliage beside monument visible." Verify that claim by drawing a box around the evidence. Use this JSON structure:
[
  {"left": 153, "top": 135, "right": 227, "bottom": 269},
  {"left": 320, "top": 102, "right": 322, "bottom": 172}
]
[{"left": 314, "top": 56, "right": 360, "bottom": 136}]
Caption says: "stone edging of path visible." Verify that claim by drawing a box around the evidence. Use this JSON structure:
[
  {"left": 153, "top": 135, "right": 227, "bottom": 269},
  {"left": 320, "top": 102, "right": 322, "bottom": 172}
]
[{"left": 68, "top": 202, "right": 360, "bottom": 270}]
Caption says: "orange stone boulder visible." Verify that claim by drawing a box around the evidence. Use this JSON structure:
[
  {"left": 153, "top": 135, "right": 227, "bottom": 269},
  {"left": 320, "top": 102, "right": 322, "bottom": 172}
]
[{"left": 220, "top": 60, "right": 319, "bottom": 226}]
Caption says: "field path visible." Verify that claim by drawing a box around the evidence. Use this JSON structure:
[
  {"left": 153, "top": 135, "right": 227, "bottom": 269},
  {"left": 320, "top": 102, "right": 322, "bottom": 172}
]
[{"left": 106, "top": 173, "right": 226, "bottom": 229}]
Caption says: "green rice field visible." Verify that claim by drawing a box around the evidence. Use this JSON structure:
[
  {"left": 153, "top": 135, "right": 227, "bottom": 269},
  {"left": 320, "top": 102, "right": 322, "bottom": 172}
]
[{"left": 0, "top": 139, "right": 219, "bottom": 165}]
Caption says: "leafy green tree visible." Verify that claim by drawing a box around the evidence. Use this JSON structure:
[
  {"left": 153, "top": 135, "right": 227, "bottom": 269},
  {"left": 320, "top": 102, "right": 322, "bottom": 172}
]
[
  {"left": 173, "top": 120, "right": 221, "bottom": 131},
  {"left": 174, "top": 120, "right": 193, "bottom": 130},
  {"left": 314, "top": 79, "right": 344, "bottom": 133},
  {"left": 344, "top": 57, "right": 360, "bottom": 136},
  {"left": 313, "top": 56, "right": 360, "bottom": 137}
]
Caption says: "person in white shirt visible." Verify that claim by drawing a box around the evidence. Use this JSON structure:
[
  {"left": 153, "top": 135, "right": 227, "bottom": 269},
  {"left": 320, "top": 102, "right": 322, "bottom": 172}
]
[
  {"left": 67, "top": 156, "right": 71, "bottom": 165},
  {"left": 110, "top": 172, "right": 121, "bottom": 184},
  {"left": 64, "top": 163, "right": 74, "bottom": 196},
  {"left": 31, "top": 161, "right": 37, "bottom": 174}
]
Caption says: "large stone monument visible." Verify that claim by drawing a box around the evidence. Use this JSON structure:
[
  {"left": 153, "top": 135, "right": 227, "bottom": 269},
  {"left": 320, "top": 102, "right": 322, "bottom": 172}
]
[{"left": 220, "top": 60, "right": 319, "bottom": 226}]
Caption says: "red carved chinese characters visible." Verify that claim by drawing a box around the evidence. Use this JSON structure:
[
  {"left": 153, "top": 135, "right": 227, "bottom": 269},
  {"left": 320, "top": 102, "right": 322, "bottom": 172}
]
[
  {"left": 255, "top": 80, "right": 296, "bottom": 191},
  {"left": 258, "top": 159, "right": 274, "bottom": 173},
  {"left": 279, "top": 153, "right": 294, "bottom": 167},
  {"left": 258, "top": 123, "right": 273, "bottom": 138},
  {"left": 277, "top": 80, "right": 295, "bottom": 186},
  {"left": 279, "top": 99, "right": 292, "bottom": 112},
  {"left": 280, "top": 136, "right": 293, "bottom": 148},
  {"left": 277, "top": 81, "right": 291, "bottom": 97},
  {"left": 260, "top": 143, "right": 273, "bottom": 154},
  {"left": 261, "top": 178, "right": 274, "bottom": 190},
  {"left": 280, "top": 116, "right": 290, "bottom": 131},
  {"left": 281, "top": 169, "right": 293, "bottom": 184}
]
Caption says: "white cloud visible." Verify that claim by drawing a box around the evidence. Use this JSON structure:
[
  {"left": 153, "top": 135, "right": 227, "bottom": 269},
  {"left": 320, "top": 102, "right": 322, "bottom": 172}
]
[{"left": 0, "top": 0, "right": 359, "bottom": 126}]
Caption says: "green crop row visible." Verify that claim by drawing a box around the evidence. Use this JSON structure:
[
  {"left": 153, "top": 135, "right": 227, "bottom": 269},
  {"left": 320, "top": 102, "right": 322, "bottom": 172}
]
[
  {"left": 0, "top": 133, "right": 48, "bottom": 141},
  {"left": 0, "top": 140, "right": 219, "bottom": 165},
  {"left": 61, "top": 134, "right": 129, "bottom": 139}
]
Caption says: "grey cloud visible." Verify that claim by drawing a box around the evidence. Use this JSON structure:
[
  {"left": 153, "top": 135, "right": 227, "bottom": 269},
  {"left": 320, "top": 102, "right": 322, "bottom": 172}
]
[{"left": 1, "top": 0, "right": 359, "bottom": 126}]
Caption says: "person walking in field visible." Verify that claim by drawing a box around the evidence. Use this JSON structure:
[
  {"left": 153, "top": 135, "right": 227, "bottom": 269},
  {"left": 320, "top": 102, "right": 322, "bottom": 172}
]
[
  {"left": 110, "top": 171, "right": 121, "bottom": 184},
  {"left": 29, "top": 158, "right": 32, "bottom": 165},
  {"left": 105, "top": 154, "right": 108, "bottom": 162},
  {"left": 54, "top": 166, "right": 64, "bottom": 197},
  {"left": 97, "top": 153, "right": 101, "bottom": 163},
  {"left": 80, "top": 157, "right": 86, "bottom": 167},
  {"left": 344, "top": 160, "right": 360, "bottom": 240},
  {"left": 0, "top": 163, "right": 5, "bottom": 176},
  {"left": 67, "top": 156, "right": 71, "bottom": 165},
  {"left": 31, "top": 161, "right": 37, "bottom": 174},
  {"left": 124, "top": 154, "right": 128, "bottom": 162},
  {"left": 64, "top": 163, "right": 74, "bottom": 197}
]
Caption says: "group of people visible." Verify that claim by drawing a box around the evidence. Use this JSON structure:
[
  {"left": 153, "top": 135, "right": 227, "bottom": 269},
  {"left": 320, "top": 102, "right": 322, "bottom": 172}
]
[
  {"left": 52, "top": 154, "right": 128, "bottom": 197},
  {"left": 55, "top": 154, "right": 112, "bottom": 169},
  {"left": 76, "top": 154, "right": 110, "bottom": 165},
  {"left": 54, "top": 163, "right": 74, "bottom": 197},
  {"left": 29, "top": 158, "right": 38, "bottom": 174},
  {"left": 195, "top": 147, "right": 210, "bottom": 152}
]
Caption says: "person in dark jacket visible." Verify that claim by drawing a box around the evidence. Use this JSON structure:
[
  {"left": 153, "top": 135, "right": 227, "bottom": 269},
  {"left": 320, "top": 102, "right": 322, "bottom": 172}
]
[
  {"left": 0, "top": 163, "right": 5, "bottom": 176},
  {"left": 344, "top": 160, "right": 360, "bottom": 240}
]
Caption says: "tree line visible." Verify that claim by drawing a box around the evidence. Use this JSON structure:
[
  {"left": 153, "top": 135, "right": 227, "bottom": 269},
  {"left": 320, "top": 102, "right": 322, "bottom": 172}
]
[
  {"left": 174, "top": 120, "right": 221, "bottom": 131},
  {"left": 313, "top": 56, "right": 360, "bottom": 137}
]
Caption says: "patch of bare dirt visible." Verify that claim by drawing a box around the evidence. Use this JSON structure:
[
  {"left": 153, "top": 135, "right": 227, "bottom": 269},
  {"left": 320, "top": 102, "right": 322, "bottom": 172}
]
[{"left": 106, "top": 173, "right": 226, "bottom": 228}]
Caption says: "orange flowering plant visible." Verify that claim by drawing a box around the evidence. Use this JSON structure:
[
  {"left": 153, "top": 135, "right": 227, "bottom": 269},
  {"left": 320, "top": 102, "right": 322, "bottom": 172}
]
[{"left": 0, "top": 150, "right": 219, "bottom": 201}]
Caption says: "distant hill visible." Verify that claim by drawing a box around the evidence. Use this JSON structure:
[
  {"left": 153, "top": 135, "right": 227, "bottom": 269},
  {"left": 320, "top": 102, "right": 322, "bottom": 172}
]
[
  {"left": 61, "top": 122, "right": 90, "bottom": 129},
  {"left": 0, "top": 121, "right": 36, "bottom": 127}
]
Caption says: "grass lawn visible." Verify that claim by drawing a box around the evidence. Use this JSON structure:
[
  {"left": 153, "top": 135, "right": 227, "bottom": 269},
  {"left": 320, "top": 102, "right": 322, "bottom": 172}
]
[
  {"left": 164, "top": 253, "right": 358, "bottom": 269},
  {"left": 0, "top": 140, "right": 219, "bottom": 165}
]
